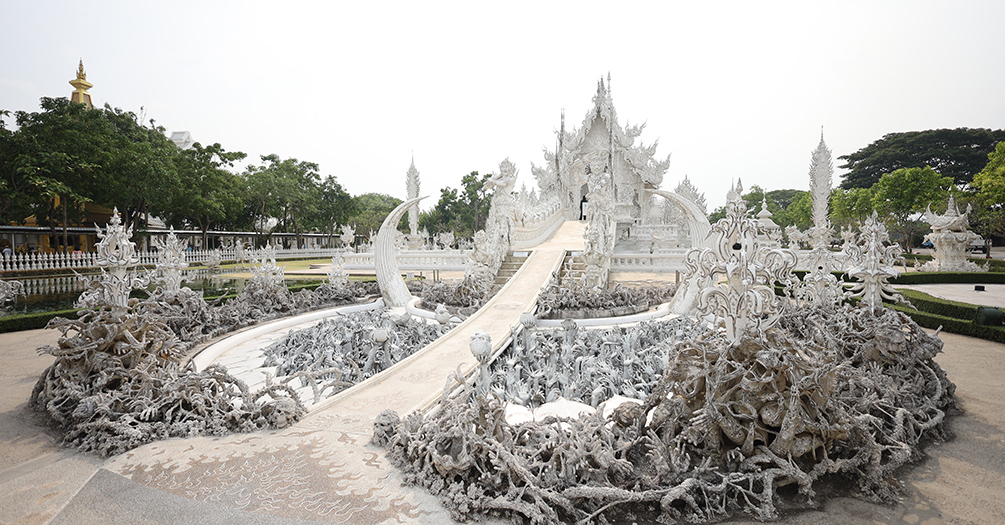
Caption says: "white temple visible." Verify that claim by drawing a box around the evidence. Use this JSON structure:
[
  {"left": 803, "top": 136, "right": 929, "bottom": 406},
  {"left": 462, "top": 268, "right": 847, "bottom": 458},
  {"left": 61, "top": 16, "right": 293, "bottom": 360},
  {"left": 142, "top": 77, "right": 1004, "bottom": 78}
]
[{"left": 529, "top": 76, "right": 707, "bottom": 258}]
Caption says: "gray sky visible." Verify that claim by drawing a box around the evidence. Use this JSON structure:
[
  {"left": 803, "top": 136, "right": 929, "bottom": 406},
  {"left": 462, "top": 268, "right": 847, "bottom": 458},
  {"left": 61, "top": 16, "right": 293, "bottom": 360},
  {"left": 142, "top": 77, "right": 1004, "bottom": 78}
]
[{"left": 3, "top": 1, "right": 1003, "bottom": 211}]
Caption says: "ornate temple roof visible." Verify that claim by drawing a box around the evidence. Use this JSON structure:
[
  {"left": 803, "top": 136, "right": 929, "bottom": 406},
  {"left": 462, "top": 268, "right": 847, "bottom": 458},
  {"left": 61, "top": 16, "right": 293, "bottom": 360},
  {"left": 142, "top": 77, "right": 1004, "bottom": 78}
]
[{"left": 557, "top": 76, "right": 671, "bottom": 188}]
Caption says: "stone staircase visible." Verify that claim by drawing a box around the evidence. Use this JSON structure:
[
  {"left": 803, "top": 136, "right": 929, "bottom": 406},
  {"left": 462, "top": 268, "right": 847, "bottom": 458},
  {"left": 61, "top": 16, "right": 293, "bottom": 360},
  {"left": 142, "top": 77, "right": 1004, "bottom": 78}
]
[
  {"left": 558, "top": 250, "right": 586, "bottom": 285},
  {"left": 494, "top": 251, "right": 531, "bottom": 286}
]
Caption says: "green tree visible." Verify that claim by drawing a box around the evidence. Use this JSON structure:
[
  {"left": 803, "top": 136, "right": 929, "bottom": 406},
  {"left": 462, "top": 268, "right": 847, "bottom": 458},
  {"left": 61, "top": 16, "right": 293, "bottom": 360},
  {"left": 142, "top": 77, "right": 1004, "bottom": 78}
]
[
  {"left": 839, "top": 128, "right": 1005, "bottom": 189},
  {"left": 829, "top": 187, "right": 876, "bottom": 230},
  {"left": 347, "top": 193, "right": 403, "bottom": 241},
  {"left": 969, "top": 141, "right": 1005, "bottom": 252},
  {"left": 95, "top": 106, "right": 179, "bottom": 231},
  {"left": 309, "top": 175, "right": 357, "bottom": 247},
  {"left": 418, "top": 171, "right": 491, "bottom": 238},
  {"left": 244, "top": 155, "right": 322, "bottom": 248},
  {"left": 773, "top": 191, "right": 812, "bottom": 230},
  {"left": 871, "top": 166, "right": 952, "bottom": 251},
  {"left": 10, "top": 98, "right": 112, "bottom": 251},
  {"left": 160, "top": 142, "right": 246, "bottom": 247}
]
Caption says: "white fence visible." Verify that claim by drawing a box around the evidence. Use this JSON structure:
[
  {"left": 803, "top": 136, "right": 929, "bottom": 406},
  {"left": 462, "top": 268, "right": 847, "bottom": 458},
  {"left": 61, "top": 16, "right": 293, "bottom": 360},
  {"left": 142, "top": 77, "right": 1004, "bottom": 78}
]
[
  {"left": 342, "top": 250, "right": 471, "bottom": 272},
  {"left": 512, "top": 210, "right": 566, "bottom": 249},
  {"left": 0, "top": 246, "right": 474, "bottom": 274},
  {"left": 610, "top": 252, "right": 689, "bottom": 273},
  {"left": 609, "top": 249, "right": 872, "bottom": 274}
]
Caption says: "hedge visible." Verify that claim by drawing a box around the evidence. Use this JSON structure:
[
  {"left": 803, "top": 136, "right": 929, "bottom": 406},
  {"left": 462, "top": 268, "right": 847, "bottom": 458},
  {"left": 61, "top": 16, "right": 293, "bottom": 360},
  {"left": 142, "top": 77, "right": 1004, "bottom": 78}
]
[
  {"left": 897, "top": 289, "right": 981, "bottom": 321},
  {"left": 0, "top": 309, "right": 81, "bottom": 333},
  {"left": 0, "top": 282, "right": 326, "bottom": 334},
  {"left": 889, "top": 303, "right": 1005, "bottom": 344},
  {"left": 891, "top": 272, "right": 1005, "bottom": 285}
]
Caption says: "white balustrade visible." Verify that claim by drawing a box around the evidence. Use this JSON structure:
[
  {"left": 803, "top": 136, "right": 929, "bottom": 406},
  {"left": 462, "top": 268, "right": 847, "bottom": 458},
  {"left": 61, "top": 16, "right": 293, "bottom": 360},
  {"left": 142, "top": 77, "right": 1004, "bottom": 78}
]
[{"left": 1, "top": 246, "right": 474, "bottom": 274}]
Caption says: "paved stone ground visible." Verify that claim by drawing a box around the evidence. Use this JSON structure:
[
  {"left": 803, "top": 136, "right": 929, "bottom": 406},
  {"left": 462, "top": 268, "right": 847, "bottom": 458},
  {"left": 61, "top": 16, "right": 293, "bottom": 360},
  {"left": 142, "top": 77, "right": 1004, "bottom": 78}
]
[{"left": 1, "top": 228, "right": 1004, "bottom": 524}]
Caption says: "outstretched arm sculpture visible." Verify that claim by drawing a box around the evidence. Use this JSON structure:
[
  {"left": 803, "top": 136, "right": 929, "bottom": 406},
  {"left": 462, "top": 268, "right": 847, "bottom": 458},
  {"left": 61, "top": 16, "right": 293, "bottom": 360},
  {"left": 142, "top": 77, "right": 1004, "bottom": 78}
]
[{"left": 375, "top": 196, "right": 426, "bottom": 307}]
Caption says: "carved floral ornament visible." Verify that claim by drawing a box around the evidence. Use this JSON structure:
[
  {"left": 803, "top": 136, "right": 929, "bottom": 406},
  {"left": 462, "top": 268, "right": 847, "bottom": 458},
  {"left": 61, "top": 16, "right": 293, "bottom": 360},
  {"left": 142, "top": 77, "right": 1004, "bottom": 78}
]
[{"left": 684, "top": 180, "right": 797, "bottom": 344}]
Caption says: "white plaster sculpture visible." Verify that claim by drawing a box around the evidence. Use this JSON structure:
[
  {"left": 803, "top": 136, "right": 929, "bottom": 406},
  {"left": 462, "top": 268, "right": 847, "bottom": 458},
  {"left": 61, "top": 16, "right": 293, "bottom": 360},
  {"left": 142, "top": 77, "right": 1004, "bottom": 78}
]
[
  {"left": 847, "top": 211, "right": 910, "bottom": 312},
  {"left": 206, "top": 248, "right": 222, "bottom": 269},
  {"left": 839, "top": 226, "right": 860, "bottom": 268},
  {"left": 435, "top": 231, "right": 455, "bottom": 250},
  {"left": 375, "top": 196, "right": 425, "bottom": 307},
  {"left": 153, "top": 227, "right": 188, "bottom": 293},
  {"left": 235, "top": 241, "right": 249, "bottom": 268},
  {"left": 339, "top": 224, "right": 355, "bottom": 250},
  {"left": 579, "top": 166, "right": 616, "bottom": 289},
  {"left": 470, "top": 329, "right": 493, "bottom": 397},
  {"left": 0, "top": 278, "right": 25, "bottom": 308},
  {"left": 785, "top": 225, "right": 809, "bottom": 249},
  {"left": 406, "top": 156, "right": 420, "bottom": 236},
  {"left": 683, "top": 181, "right": 797, "bottom": 344},
  {"left": 796, "top": 132, "right": 844, "bottom": 306},
  {"left": 917, "top": 194, "right": 986, "bottom": 272},
  {"left": 755, "top": 196, "right": 782, "bottom": 247},
  {"left": 327, "top": 252, "right": 349, "bottom": 288},
  {"left": 464, "top": 159, "right": 518, "bottom": 285},
  {"left": 78, "top": 208, "right": 150, "bottom": 312},
  {"left": 250, "top": 243, "right": 284, "bottom": 287}
]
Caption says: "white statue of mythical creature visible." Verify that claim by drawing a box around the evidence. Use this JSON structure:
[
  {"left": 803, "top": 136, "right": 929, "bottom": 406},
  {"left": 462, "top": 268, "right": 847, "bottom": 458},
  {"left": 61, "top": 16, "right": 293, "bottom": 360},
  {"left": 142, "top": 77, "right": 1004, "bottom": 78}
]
[
  {"left": 464, "top": 158, "right": 520, "bottom": 285},
  {"left": 340, "top": 224, "right": 355, "bottom": 249},
  {"left": 917, "top": 194, "right": 986, "bottom": 272},
  {"left": 922, "top": 194, "right": 971, "bottom": 233},
  {"left": 435, "top": 231, "right": 455, "bottom": 250}
]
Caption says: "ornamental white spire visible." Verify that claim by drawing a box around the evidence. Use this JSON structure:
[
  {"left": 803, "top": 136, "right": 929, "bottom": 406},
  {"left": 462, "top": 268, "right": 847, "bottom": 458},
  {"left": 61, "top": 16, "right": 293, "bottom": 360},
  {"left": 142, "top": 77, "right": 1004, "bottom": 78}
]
[
  {"left": 808, "top": 128, "right": 833, "bottom": 235},
  {"left": 406, "top": 155, "right": 420, "bottom": 236}
]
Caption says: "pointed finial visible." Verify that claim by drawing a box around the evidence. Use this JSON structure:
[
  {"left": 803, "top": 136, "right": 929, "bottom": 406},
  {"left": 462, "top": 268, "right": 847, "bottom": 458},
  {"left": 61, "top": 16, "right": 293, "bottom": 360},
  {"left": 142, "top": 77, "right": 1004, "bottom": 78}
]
[
  {"left": 77, "top": 59, "right": 86, "bottom": 80},
  {"left": 607, "top": 72, "right": 611, "bottom": 93}
]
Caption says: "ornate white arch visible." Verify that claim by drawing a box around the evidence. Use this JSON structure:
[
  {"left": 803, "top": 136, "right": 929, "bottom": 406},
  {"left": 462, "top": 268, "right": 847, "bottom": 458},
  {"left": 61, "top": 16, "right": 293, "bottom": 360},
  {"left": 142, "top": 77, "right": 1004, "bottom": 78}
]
[{"left": 646, "top": 189, "right": 713, "bottom": 315}]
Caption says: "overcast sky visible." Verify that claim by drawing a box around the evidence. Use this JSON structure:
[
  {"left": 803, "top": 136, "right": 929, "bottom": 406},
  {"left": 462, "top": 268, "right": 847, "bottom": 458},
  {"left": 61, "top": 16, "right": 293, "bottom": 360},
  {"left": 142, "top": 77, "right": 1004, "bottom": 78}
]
[{"left": 3, "top": 1, "right": 1003, "bottom": 211}]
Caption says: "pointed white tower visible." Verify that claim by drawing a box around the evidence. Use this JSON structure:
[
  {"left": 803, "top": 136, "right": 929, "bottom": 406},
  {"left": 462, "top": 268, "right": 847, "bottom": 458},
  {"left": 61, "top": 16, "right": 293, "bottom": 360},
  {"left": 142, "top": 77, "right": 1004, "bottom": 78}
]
[
  {"left": 405, "top": 155, "right": 420, "bottom": 237},
  {"left": 808, "top": 128, "right": 833, "bottom": 245}
]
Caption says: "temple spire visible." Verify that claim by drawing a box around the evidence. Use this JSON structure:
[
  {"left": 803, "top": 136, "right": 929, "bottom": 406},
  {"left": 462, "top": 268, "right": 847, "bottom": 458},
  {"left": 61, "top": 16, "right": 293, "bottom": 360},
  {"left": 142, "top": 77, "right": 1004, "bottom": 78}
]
[
  {"left": 69, "top": 59, "right": 94, "bottom": 109},
  {"left": 405, "top": 156, "right": 421, "bottom": 236},
  {"left": 808, "top": 129, "right": 833, "bottom": 234}
]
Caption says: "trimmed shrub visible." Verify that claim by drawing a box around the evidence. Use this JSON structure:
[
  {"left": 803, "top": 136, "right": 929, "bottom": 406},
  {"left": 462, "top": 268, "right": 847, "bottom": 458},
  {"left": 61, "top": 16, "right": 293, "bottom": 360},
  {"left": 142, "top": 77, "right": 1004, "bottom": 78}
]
[
  {"left": 0, "top": 309, "right": 81, "bottom": 333},
  {"left": 891, "top": 272, "right": 1005, "bottom": 285},
  {"left": 897, "top": 289, "right": 980, "bottom": 320},
  {"left": 889, "top": 304, "right": 1005, "bottom": 344}
]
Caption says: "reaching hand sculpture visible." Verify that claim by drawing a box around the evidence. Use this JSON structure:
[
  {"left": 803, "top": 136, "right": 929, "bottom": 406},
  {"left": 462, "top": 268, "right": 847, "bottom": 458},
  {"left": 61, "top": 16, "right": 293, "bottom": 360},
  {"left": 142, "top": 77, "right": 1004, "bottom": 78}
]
[{"left": 0, "top": 278, "right": 25, "bottom": 309}]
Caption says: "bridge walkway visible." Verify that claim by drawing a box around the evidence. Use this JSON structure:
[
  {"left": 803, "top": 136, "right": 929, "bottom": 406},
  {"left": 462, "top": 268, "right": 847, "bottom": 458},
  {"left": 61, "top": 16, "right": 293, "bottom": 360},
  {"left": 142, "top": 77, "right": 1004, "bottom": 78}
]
[{"left": 76, "top": 221, "right": 586, "bottom": 524}]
